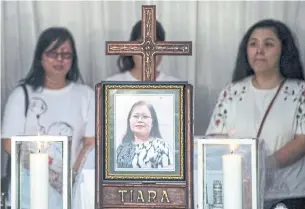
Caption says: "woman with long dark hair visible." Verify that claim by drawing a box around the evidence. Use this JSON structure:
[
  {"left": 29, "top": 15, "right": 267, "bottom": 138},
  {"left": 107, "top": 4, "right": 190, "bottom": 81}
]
[
  {"left": 1, "top": 27, "right": 95, "bottom": 209},
  {"left": 106, "top": 20, "right": 179, "bottom": 81},
  {"left": 116, "top": 101, "right": 173, "bottom": 169},
  {"left": 206, "top": 19, "right": 305, "bottom": 209}
]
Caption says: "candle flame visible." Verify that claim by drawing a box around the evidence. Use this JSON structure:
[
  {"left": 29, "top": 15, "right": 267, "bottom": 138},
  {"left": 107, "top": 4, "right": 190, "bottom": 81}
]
[
  {"left": 37, "top": 141, "right": 41, "bottom": 153},
  {"left": 37, "top": 132, "right": 41, "bottom": 152},
  {"left": 36, "top": 132, "right": 48, "bottom": 153},
  {"left": 229, "top": 143, "right": 240, "bottom": 154}
]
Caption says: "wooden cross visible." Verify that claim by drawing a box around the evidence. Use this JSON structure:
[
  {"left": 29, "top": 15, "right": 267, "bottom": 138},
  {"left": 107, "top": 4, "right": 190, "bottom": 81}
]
[{"left": 105, "top": 5, "right": 192, "bottom": 81}]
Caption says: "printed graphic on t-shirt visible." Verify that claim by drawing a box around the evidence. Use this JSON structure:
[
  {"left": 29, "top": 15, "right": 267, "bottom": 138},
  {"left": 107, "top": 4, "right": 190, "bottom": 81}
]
[
  {"left": 27, "top": 97, "right": 74, "bottom": 194},
  {"left": 29, "top": 97, "right": 74, "bottom": 136},
  {"left": 30, "top": 97, "right": 48, "bottom": 134}
]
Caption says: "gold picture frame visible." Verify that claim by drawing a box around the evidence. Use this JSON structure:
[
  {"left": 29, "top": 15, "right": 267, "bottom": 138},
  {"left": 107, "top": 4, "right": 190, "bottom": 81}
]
[{"left": 95, "top": 81, "right": 194, "bottom": 209}]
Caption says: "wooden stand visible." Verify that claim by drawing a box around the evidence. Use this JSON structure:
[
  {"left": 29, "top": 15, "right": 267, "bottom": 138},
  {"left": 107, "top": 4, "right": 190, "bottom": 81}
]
[
  {"left": 95, "top": 84, "right": 194, "bottom": 209},
  {"left": 98, "top": 4, "right": 193, "bottom": 209}
]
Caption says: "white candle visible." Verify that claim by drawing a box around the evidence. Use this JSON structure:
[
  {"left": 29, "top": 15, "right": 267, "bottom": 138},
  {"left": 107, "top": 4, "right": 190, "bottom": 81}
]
[
  {"left": 30, "top": 152, "right": 49, "bottom": 209},
  {"left": 222, "top": 152, "right": 243, "bottom": 209}
]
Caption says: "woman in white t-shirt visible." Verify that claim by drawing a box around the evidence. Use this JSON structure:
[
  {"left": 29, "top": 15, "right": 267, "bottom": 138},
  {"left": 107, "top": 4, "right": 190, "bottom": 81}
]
[
  {"left": 1, "top": 27, "right": 95, "bottom": 209},
  {"left": 107, "top": 20, "right": 179, "bottom": 82},
  {"left": 206, "top": 19, "right": 305, "bottom": 209}
]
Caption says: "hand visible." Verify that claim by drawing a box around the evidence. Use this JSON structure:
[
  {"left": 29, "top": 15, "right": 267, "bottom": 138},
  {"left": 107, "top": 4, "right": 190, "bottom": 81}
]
[
  {"left": 266, "top": 155, "right": 278, "bottom": 169},
  {"left": 49, "top": 168, "right": 63, "bottom": 194},
  {"left": 72, "top": 168, "right": 78, "bottom": 185},
  {"left": 265, "top": 155, "right": 277, "bottom": 190},
  {"left": 243, "top": 178, "right": 252, "bottom": 209}
]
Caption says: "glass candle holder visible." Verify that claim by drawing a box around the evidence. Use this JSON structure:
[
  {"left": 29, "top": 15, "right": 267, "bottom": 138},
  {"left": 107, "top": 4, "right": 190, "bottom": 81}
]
[
  {"left": 197, "top": 137, "right": 266, "bottom": 209},
  {"left": 11, "top": 136, "right": 72, "bottom": 209}
]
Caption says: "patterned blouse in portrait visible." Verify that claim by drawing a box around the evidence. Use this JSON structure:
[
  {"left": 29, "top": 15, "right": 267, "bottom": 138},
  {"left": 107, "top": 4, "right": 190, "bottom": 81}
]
[{"left": 116, "top": 138, "right": 173, "bottom": 169}]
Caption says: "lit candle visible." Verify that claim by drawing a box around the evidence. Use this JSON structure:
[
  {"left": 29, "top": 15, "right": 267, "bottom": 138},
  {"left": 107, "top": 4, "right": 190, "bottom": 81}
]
[
  {"left": 30, "top": 142, "right": 49, "bottom": 209},
  {"left": 222, "top": 144, "right": 243, "bottom": 209}
]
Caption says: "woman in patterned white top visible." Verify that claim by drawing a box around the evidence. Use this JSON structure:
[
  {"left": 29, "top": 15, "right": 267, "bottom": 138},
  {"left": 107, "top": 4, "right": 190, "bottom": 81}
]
[
  {"left": 116, "top": 100, "right": 173, "bottom": 169},
  {"left": 206, "top": 19, "right": 305, "bottom": 209}
]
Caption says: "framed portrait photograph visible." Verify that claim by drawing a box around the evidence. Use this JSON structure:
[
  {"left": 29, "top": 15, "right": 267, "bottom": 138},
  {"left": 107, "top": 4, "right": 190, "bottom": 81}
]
[
  {"left": 96, "top": 81, "right": 194, "bottom": 209},
  {"left": 97, "top": 82, "right": 187, "bottom": 181}
]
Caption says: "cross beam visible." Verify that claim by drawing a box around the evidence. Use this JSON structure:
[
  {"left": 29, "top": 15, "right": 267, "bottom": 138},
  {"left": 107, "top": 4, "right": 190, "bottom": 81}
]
[{"left": 105, "top": 5, "right": 192, "bottom": 81}]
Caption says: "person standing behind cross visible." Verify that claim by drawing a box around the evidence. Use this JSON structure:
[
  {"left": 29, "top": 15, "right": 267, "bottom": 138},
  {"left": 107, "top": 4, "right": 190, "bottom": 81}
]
[
  {"left": 71, "top": 20, "right": 181, "bottom": 209},
  {"left": 106, "top": 20, "right": 180, "bottom": 82}
]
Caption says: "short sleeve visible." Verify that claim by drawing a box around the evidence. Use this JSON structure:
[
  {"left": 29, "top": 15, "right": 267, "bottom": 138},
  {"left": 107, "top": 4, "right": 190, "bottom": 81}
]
[
  {"left": 205, "top": 84, "right": 234, "bottom": 135},
  {"left": 81, "top": 147, "right": 95, "bottom": 170},
  {"left": 295, "top": 90, "right": 305, "bottom": 135},
  {"left": 1, "top": 86, "right": 27, "bottom": 138},
  {"left": 84, "top": 87, "right": 95, "bottom": 137},
  {"left": 162, "top": 143, "right": 173, "bottom": 167}
]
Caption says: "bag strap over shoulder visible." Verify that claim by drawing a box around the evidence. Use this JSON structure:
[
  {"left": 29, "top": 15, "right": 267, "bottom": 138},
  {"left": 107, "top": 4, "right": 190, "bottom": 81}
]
[
  {"left": 20, "top": 84, "right": 29, "bottom": 117},
  {"left": 1, "top": 84, "right": 30, "bottom": 199},
  {"left": 256, "top": 79, "right": 286, "bottom": 139}
]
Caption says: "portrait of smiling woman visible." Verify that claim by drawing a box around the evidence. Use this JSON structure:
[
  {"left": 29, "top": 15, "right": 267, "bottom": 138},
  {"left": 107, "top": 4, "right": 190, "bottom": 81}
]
[{"left": 116, "top": 100, "right": 174, "bottom": 170}]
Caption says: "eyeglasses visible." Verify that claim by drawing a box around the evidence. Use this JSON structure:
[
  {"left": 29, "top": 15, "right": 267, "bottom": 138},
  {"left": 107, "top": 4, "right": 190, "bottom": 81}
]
[
  {"left": 45, "top": 51, "right": 73, "bottom": 60},
  {"left": 131, "top": 115, "right": 152, "bottom": 120}
]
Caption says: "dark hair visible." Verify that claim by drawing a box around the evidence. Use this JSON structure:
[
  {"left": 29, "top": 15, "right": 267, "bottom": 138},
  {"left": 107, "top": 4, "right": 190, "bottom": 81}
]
[
  {"left": 117, "top": 20, "right": 166, "bottom": 72},
  {"left": 232, "top": 19, "right": 304, "bottom": 82},
  {"left": 122, "top": 100, "right": 162, "bottom": 143},
  {"left": 20, "top": 27, "right": 82, "bottom": 90}
]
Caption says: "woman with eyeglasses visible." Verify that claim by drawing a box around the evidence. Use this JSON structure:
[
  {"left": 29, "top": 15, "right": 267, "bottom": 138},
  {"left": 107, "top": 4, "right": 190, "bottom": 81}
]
[
  {"left": 1, "top": 27, "right": 95, "bottom": 209},
  {"left": 116, "top": 100, "right": 174, "bottom": 169}
]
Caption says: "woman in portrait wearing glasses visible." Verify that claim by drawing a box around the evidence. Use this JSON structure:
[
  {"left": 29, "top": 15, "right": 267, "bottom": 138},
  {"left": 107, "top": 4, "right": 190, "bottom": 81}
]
[
  {"left": 1, "top": 27, "right": 95, "bottom": 209},
  {"left": 116, "top": 100, "right": 174, "bottom": 170},
  {"left": 78, "top": 20, "right": 179, "bottom": 172}
]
